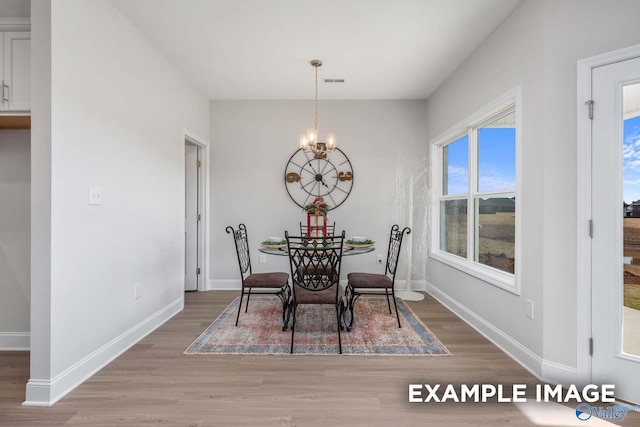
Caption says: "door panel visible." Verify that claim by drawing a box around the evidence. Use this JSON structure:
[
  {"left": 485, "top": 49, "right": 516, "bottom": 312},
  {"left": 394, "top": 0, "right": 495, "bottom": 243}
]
[{"left": 592, "top": 56, "right": 640, "bottom": 404}]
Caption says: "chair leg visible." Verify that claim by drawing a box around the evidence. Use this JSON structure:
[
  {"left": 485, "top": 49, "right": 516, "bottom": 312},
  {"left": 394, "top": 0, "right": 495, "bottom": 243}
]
[
  {"left": 338, "top": 297, "right": 344, "bottom": 331},
  {"left": 385, "top": 289, "right": 392, "bottom": 314},
  {"left": 280, "top": 286, "right": 292, "bottom": 331},
  {"left": 344, "top": 284, "right": 355, "bottom": 331},
  {"left": 235, "top": 291, "right": 245, "bottom": 326},
  {"left": 245, "top": 288, "right": 252, "bottom": 313},
  {"left": 391, "top": 292, "right": 401, "bottom": 328},
  {"left": 290, "top": 304, "right": 297, "bottom": 354},
  {"left": 336, "top": 303, "right": 342, "bottom": 354}
]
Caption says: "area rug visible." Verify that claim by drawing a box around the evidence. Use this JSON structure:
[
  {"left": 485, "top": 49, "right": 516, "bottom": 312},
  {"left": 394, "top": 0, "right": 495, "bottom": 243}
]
[{"left": 185, "top": 296, "right": 450, "bottom": 356}]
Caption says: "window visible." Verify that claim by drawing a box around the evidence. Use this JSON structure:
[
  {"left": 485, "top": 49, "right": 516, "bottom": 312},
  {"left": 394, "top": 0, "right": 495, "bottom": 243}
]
[{"left": 431, "top": 89, "right": 519, "bottom": 293}]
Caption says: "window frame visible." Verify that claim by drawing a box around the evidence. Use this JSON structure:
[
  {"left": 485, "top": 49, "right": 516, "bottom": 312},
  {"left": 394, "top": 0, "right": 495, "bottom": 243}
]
[{"left": 430, "top": 87, "right": 521, "bottom": 295}]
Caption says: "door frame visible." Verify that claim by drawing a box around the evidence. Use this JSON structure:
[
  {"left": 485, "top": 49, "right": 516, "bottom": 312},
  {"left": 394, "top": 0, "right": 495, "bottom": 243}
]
[
  {"left": 576, "top": 43, "right": 640, "bottom": 386},
  {"left": 181, "top": 128, "right": 210, "bottom": 292}
]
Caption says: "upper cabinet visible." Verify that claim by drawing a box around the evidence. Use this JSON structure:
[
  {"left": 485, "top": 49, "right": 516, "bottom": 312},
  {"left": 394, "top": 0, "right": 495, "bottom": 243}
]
[{"left": 1, "top": 32, "right": 30, "bottom": 113}]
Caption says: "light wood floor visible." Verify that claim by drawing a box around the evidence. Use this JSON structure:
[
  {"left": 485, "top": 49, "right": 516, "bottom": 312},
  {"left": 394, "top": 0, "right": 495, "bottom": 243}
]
[{"left": 1, "top": 291, "right": 636, "bottom": 426}]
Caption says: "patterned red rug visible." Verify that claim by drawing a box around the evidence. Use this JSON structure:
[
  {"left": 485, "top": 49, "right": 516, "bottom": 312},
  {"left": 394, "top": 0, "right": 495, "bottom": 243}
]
[{"left": 185, "top": 296, "right": 450, "bottom": 355}]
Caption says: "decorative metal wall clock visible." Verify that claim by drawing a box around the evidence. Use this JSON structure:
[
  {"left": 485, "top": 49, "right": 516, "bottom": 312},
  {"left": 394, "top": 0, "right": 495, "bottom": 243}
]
[{"left": 284, "top": 148, "right": 354, "bottom": 210}]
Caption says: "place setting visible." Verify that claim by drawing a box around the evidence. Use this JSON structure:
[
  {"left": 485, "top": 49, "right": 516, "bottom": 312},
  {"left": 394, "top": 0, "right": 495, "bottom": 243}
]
[
  {"left": 260, "top": 237, "right": 286, "bottom": 249},
  {"left": 344, "top": 236, "right": 375, "bottom": 249}
]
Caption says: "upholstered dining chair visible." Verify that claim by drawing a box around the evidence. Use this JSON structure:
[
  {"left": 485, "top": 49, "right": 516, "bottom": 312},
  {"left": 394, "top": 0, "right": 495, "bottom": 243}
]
[
  {"left": 299, "top": 221, "right": 336, "bottom": 237},
  {"left": 344, "top": 224, "right": 411, "bottom": 330},
  {"left": 285, "top": 231, "right": 345, "bottom": 354},
  {"left": 225, "top": 224, "right": 290, "bottom": 328}
]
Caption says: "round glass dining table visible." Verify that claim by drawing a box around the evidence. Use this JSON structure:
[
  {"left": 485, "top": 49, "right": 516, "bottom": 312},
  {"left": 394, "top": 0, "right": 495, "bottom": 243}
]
[{"left": 258, "top": 244, "right": 375, "bottom": 257}]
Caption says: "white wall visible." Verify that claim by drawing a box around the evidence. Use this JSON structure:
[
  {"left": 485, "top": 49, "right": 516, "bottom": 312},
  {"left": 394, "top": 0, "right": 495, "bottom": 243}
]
[
  {"left": 0, "top": 129, "right": 30, "bottom": 349},
  {"left": 209, "top": 100, "right": 428, "bottom": 288},
  {"left": 27, "top": 0, "right": 209, "bottom": 405},
  {"left": 424, "top": 0, "right": 545, "bottom": 374}
]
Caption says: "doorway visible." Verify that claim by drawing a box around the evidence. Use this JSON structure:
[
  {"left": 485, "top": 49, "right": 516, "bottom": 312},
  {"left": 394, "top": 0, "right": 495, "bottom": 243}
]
[
  {"left": 591, "top": 56, "right": 640, "bottom": 404},
  {"left": 184, "top": 141, "right": 199, "bottom": 291},
  {"left": 0, "top": 126, "right": 30, "bottom": 350},
  {"left": 183, "top": 130, "right": 209, "bottom": 292}
]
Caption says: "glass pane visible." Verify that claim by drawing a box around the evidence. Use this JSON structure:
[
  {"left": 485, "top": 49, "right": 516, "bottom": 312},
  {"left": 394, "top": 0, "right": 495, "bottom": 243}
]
[
  {"left": 475, "top": 197, "right": 515, "bottom": 274},
  {"left": 440, "top": 200, "right": 467, "bottom": 258},
  {"left": 477, "top": 112, "right": 516, "bottom": 192},
  {"left": 442, "top": 136, "right": 468, "bottom": 195},
  {"left": 623, "top": 82, "right": 640, "bottom": 356}
]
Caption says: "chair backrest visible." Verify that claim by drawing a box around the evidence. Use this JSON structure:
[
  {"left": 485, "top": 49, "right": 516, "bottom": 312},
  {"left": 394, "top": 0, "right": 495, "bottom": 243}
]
[
  {"left": 385, "top": 225, "right": 412, "bottom": 278},
  {"left": 299, "top": 221, "right": 336, "bottom": 237},
  {"left": 225, "top": 223, "right": 252, "bottom": 277},
  {"left": 285, "top": 231, "right": 345, "bottom": 293}
]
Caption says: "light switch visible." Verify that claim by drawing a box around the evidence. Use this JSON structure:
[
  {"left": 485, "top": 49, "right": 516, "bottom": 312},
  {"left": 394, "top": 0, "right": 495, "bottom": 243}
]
[
  {"left": 88, "top": 186, "right": 103, "bottom": 205},
  {"left": 526, "top": 299, "right": 534, "bottom": 319}
]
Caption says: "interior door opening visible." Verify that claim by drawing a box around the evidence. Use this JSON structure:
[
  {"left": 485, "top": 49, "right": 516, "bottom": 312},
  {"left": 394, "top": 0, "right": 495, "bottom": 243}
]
[{"left": 184, "top": 140, "right": 200, "bottom": 292}]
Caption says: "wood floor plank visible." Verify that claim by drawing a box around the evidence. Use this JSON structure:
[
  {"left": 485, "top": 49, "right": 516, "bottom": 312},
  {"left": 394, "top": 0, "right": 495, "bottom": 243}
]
[{"left": 1, "top": 290, "right": 637, "bottom": 426}]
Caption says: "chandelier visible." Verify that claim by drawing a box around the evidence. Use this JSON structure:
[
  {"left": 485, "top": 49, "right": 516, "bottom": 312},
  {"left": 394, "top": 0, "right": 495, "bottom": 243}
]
[{"left": 299, "top": 59, "right": 336, "bottom": 159}]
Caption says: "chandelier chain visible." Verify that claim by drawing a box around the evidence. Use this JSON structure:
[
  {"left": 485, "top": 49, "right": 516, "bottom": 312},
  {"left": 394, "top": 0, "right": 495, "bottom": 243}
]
[{"left": 314, "top": 64, "right": 318, "bottom": 133}]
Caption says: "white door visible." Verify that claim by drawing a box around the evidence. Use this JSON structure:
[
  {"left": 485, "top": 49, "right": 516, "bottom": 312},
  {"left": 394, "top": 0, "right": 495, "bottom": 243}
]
[
  {"left": 592, "top": 56, "right": 640, "bottom": 404},
  {"left": 184, "top": 143, "right": 199, "bottom": 291}
]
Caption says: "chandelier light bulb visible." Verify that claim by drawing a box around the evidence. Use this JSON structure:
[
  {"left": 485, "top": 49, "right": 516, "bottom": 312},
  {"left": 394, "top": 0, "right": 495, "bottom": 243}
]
[
  {"left": 299, "top": 134, "right": 309, "bottom": 149},
  {"left": 306, "top": 128, "right": 317, "bottom": 144},
  {"left": 326, "top": 133, "right": 336, "bottom": 150}
]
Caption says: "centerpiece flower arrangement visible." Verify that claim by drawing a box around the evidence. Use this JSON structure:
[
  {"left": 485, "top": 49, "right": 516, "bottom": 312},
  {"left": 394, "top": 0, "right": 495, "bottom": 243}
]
[{"left": 303, "top": 197, "right": 329, "bottom": 213}]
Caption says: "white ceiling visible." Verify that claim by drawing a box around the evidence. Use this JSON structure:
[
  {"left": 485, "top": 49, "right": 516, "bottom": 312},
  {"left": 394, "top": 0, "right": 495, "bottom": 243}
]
[{"left": 111, "top": 0, "right": 522, "bottom": 100}]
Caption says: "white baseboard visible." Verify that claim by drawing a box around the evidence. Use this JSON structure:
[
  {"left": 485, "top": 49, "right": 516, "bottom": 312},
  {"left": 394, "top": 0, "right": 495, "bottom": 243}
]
[
  {"left": 23, "top": 297, "right": 184, "bottom": 407},
  {"left": 541, "top": 359, "right": 578, "bottom": 385},
  {"left": 207, "top": 279, "right": 241, "bottom": 291},
  {"left": 425, "top": 281, "right": 576, "bottom": 385},
  {"left": 0, "top": 332, "right": 30, "bottom": 350},
  {"left": 396, "top": 279, "right": 427, "bottom": 292}
]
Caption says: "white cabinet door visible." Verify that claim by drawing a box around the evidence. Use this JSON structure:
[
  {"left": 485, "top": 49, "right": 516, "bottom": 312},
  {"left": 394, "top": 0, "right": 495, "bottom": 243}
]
[{"left": 2, "top": 32, "right": 30, "bottom": 112}]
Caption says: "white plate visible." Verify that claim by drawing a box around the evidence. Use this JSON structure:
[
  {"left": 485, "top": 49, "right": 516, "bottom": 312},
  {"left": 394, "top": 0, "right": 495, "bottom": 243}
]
[
  {"left": 261, "top": 244, "right": 286, "bottom": 249},
  {"left": 344, "top": 243, "right": 374, "bottom": 249}
]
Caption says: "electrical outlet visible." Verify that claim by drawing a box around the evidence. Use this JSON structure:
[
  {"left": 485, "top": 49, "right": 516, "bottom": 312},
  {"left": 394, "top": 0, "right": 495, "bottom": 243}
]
[
  {"left": 259, "top": 254, "right": 266, "bottom": 264},
  {"left": 134, "top": 282, "right": 142, "bottom": 299},
  {"left": 377, "top": 254, "right": 384, "bottom": 263},
  {"left": 88, "top": 186, "right": 103, "bottom": 205},
  {"left": 526, "top": 299, "right": 534, "bottom": 319}
]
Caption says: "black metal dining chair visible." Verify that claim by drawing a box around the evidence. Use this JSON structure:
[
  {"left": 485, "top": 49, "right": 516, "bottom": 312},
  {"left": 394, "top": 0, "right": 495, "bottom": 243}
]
[
  {"left": 226, "top": 224, "right": 290, "bottom": 327},
  {"left": 344, "top": 225, "right": 411, "bottom": 330},
  {"left": 285, "top": 231, "right": 345, "bottom": 353},
  {"left": 299, "top": 221, "right": 336, "bottom": 237}
]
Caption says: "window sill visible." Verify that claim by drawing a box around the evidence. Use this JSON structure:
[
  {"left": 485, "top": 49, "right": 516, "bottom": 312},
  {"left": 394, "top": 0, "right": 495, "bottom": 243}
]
[{"left": 430, "top": 250, "right": 520, "bottom": 295}]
